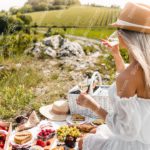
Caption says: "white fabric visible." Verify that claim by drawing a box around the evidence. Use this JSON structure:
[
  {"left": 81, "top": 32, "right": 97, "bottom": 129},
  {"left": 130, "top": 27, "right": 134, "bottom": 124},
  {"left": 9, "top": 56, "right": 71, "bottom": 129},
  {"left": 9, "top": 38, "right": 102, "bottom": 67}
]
[
  {"left": 116, "top": 19, "right": 150, "bottom": 29},
  {"left": 83, "top": 82, "right": 150, "bottom": 150}
]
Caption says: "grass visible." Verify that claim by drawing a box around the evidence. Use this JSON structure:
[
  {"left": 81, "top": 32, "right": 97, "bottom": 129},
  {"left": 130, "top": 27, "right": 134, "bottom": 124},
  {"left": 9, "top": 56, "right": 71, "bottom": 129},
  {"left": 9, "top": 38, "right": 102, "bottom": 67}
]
[
  {"left": 36, "top": 27, "right": 115, "bottom": 39},
  {"left": 0, "top": 56, "right": 43, "bottom": 119},
  {"left": 28, "top": 6, "right": 120, "bottom": 27}
]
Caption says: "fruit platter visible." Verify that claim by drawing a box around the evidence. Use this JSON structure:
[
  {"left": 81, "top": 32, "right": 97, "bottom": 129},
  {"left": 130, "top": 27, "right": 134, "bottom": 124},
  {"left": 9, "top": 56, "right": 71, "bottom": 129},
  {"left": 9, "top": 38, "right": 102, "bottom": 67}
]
[
  {"left": 1, "top": 111, "right": 105, "bottom": 150},
  {"left": 0, "top": 121, "right": 12, "bottom": 150}
]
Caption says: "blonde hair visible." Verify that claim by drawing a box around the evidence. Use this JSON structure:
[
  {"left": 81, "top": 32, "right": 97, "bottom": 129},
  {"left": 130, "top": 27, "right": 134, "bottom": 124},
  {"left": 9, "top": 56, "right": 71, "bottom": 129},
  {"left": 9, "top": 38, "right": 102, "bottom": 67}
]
[{"left": 119, "top": 29, "right": 150, "bottom": 87}]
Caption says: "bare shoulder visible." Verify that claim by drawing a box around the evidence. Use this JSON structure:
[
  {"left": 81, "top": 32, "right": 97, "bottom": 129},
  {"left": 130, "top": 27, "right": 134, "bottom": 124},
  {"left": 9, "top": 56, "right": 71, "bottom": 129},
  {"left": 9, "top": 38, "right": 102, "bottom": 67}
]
[{"left": 116, "top": 62, "right": 142, "bottom": 98}]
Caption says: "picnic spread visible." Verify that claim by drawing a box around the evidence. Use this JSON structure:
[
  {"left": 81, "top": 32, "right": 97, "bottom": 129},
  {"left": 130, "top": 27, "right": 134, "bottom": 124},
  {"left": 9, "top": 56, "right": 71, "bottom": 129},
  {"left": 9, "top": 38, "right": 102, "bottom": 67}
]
[{"left": 0, "top": 72, "right": 111, "bottom": 150}]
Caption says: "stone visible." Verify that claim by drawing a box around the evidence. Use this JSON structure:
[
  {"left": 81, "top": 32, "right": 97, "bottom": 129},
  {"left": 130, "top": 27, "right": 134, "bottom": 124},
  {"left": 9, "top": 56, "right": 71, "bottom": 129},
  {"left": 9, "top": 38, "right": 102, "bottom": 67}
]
[
  {"left": 58, "top": 40, "right": 85, "bottom": 57},
  {"left": 16, "top": 63, "right": 22, "bottom": 69},
  {"left": 35, "top": 86, "right": 49, "bottom": 96},
  {"left": 44, "top": 47, "right": 56, "bottom": 58},
  {"left": 43, "top": 35, "right": 64, "bottom": 49},
  {"left": 32, "top": 47, "right": 41, "bottom": 58}
]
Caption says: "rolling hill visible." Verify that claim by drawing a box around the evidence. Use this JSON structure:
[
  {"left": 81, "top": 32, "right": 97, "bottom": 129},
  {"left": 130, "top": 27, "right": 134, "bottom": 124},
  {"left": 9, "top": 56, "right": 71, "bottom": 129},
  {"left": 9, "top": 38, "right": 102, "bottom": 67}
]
[{"left": 28, "top": 6, "right": 120, "bottom": 27}]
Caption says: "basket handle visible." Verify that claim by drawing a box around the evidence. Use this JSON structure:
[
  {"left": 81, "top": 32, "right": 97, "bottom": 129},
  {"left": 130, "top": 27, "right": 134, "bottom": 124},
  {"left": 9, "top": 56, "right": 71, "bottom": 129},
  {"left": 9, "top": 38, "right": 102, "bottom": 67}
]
[{"left": 88, "top": 71, "right": 102, "bottom": 95}]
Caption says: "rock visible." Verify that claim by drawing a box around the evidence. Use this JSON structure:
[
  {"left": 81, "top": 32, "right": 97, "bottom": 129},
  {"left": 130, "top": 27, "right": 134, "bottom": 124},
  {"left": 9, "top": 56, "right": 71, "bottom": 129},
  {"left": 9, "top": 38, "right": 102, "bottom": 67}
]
[
  {"left": 58, "top": 40, "right": 85, "bottom": 57},
  {"left": 42, "top": 69, "right": 51, "bottom": 76},
  {"left": 16, "top": 63, "right": 22, "bottom": 69},
  {"left": 34, "top": 42, "right": 45, "bottom": 48},
  {"left": 35, "top": 86, "right": 49, "bottom": 96},
  {"left": 44, "top": 47, "right": 56, "bottom": 58},
  {"left": 32, "top": 47, "right": 41, "bottom": 58},
  {"left": 0, "top": 65, "right": 5, "bottom": 71},
  {"left": 43, "top": 35, "right": 64, "bottom": 49}
]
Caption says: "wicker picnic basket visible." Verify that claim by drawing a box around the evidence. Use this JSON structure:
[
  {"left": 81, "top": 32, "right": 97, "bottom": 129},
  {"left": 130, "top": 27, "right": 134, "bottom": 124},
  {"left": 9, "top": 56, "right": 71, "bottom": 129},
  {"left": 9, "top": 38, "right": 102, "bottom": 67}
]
[{"left": 68, "top": 71, "right": 113, "bottom": 118}]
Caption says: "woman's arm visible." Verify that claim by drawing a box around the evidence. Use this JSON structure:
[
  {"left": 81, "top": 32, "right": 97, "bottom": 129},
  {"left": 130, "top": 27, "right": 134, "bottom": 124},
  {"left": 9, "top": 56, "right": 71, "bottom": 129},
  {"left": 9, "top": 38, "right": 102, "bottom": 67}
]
[
  {"left": 112, "top": 52, "right": 126, "bottom": 73},
  {"left": 76, "top": 94, "right": 108, "bottom": 120},
  {"left": 101, "top": 40, "right": 126, "bottom": 73}
]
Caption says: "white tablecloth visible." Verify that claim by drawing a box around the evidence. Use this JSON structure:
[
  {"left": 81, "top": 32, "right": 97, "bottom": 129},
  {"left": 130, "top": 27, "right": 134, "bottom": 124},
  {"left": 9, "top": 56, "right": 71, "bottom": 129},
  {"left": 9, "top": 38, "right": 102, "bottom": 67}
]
[{"left": 10, "top": 119, "right": 79, "bottom": 149}]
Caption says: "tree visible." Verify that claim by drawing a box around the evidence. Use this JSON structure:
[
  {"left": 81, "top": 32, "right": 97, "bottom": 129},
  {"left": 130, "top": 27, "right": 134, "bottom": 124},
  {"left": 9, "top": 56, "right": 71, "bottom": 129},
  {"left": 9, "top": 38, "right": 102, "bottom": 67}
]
[
  {"left": 17, "top": 14, "right": 32, "bottom": 25},
  {"left": 32, "top": 2, "right": 48, "bottom": 11},
  {"left": 9, "top": 7, "right": 19, "bottom": 15},
  {"left": 20, "top": 4, "right": 33, "bottom": 13},
  {"left": 0, "top": 15, "right": 8, "bottom": 34}
]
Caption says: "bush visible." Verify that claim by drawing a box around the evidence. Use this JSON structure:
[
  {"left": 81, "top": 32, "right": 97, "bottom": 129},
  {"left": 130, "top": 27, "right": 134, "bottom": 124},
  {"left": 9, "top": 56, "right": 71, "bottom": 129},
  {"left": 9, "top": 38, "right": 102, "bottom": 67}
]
[
  {"left": 33, "top": 2, "right": 48, "bottom": 11},
  {"left": 17, "top": 14, "right": 32, "bottom": 25},
  {"left": 0, "top": 14, "right": 28, "bottom": 34},
  {"left": 0, "top": 32, "right": 35, "bottom": 56},
  {"left": 0, "top": 15, "right": 8, "bottom": 34},
  {"left": 20, "top": 4, "right": 33, "bottom": 13},
  {"left": 9, "top": 7, "right": 19, "bottom": 15}
]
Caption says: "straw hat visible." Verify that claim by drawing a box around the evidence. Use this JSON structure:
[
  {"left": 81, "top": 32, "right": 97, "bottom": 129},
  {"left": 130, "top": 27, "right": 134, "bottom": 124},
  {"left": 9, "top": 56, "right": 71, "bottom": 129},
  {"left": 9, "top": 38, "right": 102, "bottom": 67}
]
[
  {"left": 111, "top": 2, "right": 150, "bottom": 33},
  {"left": 39, "top": 100, "right": 69, "bottom": 121}
]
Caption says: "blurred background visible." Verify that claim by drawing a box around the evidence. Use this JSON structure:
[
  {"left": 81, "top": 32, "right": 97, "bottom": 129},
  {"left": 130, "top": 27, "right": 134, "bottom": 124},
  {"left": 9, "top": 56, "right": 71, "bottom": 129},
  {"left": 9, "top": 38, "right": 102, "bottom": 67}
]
[{"left": 0, "top": 0, "right": 149, "bottom": 121}]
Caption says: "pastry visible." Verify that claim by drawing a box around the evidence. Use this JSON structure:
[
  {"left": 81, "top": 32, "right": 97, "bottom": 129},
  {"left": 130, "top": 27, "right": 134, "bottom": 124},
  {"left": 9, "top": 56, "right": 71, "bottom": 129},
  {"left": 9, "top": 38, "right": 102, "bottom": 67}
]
[
  {"left": 14, "top": 131, "right": 32, "bottom": 145},
  {"left": 16, "top": 111, "right": 40, "bottom": 132},
  {"left": 71, "top": 114, "right": 85, "bottom": 121},
  {"left": 77, "top": 124, "right": 95, "bottom": 132},
  {"left": 92, "top": 119, "right": 104, "bottom": 126},
  {"left": 52, "top": 146, "right": 65, "bottom": 150}
]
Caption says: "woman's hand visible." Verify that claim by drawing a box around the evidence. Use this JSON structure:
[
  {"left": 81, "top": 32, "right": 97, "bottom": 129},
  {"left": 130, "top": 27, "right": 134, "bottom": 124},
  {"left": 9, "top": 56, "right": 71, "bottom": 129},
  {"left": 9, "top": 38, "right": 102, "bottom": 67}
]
[
  {"left": 78, "top": 137, "right": 83, "bottom": 150},
  {"left": 101, "top": 39, "right": 120, "bottom": 56},
  {"left": 76, "top": 93, "right": 98, "bottom": 110}
]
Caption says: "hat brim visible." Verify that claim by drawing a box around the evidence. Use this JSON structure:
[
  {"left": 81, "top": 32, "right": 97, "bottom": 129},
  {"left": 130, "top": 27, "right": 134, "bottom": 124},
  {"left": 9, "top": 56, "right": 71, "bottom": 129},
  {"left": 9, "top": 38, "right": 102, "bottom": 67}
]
[
  {"left": 109, "top": 22, "right": 150, "bottom": 33},
  {"left": 39, "top": 105, "right": 67, "bottom": 121}
]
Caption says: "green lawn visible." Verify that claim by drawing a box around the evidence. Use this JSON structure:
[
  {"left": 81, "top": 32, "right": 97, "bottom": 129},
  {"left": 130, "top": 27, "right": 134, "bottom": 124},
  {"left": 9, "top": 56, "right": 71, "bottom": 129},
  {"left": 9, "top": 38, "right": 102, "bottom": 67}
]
[
  {"left": 28, "top": 6, "right": 120, "bottom": 27},
  {"left": 36, "top": 27, "right": 116, "bottom": 39}
]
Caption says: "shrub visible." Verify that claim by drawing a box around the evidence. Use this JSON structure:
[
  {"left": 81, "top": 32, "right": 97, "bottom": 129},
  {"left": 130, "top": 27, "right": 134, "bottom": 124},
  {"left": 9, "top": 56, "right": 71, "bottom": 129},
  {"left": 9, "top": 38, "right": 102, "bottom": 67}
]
[
  {"left": 0, "top": 15, "right": 8, "bottom": 34},
  {"left": 17, "top": 14, "right": 32, "bottom": 25}
]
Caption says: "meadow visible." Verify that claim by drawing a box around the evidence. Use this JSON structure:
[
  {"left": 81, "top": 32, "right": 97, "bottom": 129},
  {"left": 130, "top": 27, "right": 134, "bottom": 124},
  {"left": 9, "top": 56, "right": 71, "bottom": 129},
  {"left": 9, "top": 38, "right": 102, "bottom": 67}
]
[
  {"left": 28, "top": 6, "right": 120, "bottom": 27},
  {"left": 36, "top": 27, "right": 116, "bottom": 39}
]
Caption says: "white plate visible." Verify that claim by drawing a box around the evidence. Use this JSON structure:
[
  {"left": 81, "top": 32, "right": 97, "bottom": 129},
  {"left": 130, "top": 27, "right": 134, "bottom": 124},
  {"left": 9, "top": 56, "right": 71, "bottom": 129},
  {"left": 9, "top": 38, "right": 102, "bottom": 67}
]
[
  {"left": 90, "top": 119, "right": 105, "bottom": 127},
  {"left": 66, "top": 115, "right": 89, "bottom": 125},
  {"left": 10, "top": 132, "right": 34, "bottom": 147},
  {"left": 29, "top": 145, "right": 44, "bottom": 150}
]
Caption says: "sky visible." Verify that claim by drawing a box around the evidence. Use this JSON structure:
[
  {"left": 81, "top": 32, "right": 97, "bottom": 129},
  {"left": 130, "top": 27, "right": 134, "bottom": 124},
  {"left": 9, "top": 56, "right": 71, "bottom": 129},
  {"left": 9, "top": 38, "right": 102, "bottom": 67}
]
[{"left": 0, "top": 0, "right": 150, "bottom": 11}]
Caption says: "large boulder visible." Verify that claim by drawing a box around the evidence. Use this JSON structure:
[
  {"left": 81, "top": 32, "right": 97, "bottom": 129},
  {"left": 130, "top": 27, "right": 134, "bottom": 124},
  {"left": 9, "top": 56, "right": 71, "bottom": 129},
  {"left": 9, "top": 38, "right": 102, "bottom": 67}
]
[
  {"left": 25, "top": 42, "right": 57, "bottom": 58},
  {"left": 43, "top": 35, "right": 64, "bottom": 49},
  {"left": 58, "top": 40, "right": 85, "bottom": 57}
]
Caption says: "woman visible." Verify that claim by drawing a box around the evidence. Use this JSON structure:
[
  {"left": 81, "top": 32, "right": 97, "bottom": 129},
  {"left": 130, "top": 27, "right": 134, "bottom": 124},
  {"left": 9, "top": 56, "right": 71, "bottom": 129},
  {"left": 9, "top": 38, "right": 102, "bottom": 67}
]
[{"left": 77, "top": 2, "right": 150, "bottom": 150}]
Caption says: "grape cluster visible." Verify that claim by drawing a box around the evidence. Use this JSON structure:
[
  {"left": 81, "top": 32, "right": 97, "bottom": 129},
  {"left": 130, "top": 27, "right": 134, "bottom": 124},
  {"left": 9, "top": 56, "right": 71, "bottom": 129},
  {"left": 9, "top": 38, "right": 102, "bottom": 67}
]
[{"left": 57, "top": 126, "right": 81, "bottom": 142}]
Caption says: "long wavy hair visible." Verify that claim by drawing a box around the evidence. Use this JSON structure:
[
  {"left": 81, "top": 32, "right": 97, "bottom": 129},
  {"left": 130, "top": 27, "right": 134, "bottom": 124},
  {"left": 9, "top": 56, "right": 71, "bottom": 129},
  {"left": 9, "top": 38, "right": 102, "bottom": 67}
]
[{"left": 119, "top": 29, "right": 150, "bottom": 87}]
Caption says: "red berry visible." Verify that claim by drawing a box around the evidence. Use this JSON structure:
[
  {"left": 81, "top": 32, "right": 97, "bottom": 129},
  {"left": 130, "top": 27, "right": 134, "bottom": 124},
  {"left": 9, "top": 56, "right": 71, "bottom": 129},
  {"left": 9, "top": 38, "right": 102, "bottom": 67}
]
[
  {"left": 46, "top": 141, "right": 51, "bottom": 146},
  {"left": 39, "top": 132, "right": 42, "bottom": 136},
  {"left": 36, "top": 139, "right": 46, "bottom": 147},
  {"left": 0, "top": 143, "right": 4, "bottom": 148}
]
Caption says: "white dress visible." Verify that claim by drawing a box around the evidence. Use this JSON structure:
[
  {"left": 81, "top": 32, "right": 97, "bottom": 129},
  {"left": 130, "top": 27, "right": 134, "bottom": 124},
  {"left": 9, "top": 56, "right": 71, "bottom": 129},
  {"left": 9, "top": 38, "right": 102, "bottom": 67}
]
[{"left": 83, "top": 82, "right": 150, "bottom": 150}]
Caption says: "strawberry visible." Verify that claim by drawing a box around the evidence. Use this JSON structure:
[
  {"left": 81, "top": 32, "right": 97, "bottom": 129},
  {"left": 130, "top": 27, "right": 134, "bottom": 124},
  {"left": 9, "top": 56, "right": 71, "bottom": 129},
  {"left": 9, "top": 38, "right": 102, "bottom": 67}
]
[
  {"left": 0, "top": 141, "right": 4, "bottom": 148},
  {"left": 46, "top": 141, "right": 51, "bottom": 146},
  {"left": 36, "top": 139, "right": 46, "bottom": 147}
]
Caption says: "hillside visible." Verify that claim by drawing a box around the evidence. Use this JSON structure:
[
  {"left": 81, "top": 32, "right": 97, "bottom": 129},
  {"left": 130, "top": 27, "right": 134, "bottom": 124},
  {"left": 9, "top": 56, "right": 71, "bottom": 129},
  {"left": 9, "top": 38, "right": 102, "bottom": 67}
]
[{"left": 28, "top": 6, "right": 120, "bottom": 27}]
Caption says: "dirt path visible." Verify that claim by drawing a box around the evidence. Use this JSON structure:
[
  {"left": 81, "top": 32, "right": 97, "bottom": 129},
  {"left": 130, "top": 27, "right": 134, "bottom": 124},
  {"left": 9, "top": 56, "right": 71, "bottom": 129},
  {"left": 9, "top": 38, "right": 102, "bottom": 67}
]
[
  {"left": 36, "top": 30, "right": 101, "bottom": 45},
  {"left": 65, "top": 34, "right": 100, "bottom": 45}
]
